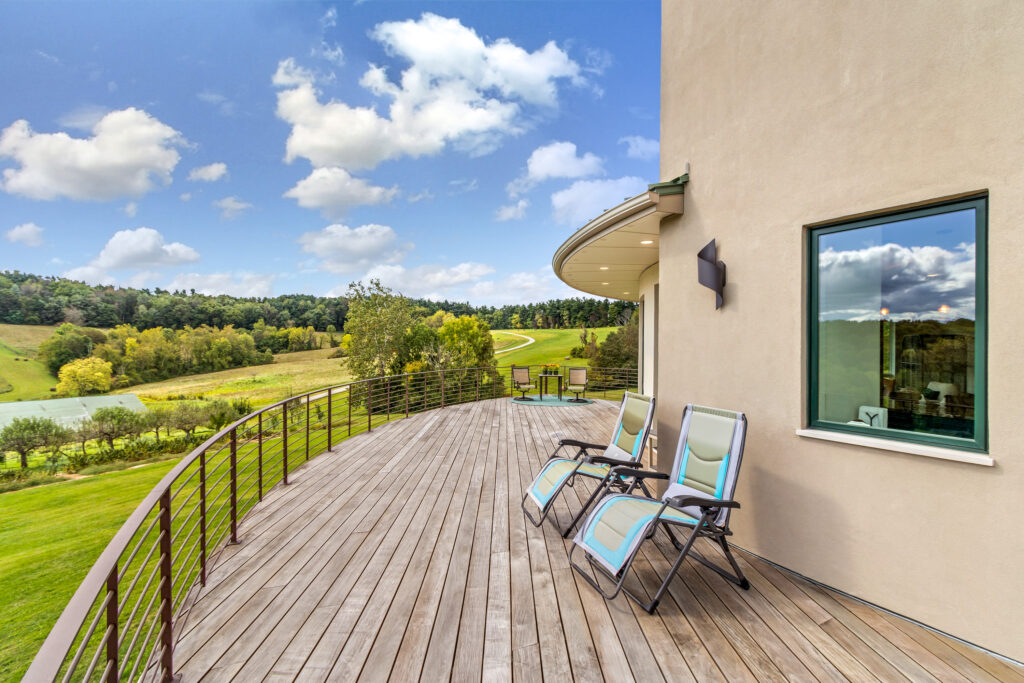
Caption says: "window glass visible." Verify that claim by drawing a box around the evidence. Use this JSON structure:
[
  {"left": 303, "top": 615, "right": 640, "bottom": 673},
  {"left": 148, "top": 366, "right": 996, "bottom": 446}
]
[{"left": 811, "top": 199, "right": 985, "bottom": 449}]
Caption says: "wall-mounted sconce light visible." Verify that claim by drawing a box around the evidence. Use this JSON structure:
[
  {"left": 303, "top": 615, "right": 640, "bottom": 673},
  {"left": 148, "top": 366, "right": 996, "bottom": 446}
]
[{"left": 697, "top": 239, "right": 726, "bottom": 309}]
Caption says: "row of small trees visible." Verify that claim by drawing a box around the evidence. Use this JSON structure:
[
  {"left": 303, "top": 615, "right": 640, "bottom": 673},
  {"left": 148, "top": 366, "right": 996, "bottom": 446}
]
[{"left": 0, "top": 400, "right": 250, "bottom": 471}]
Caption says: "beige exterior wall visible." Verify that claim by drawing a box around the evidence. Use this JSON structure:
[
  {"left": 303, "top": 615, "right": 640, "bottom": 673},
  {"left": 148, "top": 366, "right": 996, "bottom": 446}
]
[
  {"left": 658, "top": 0, "right": 1024, "bottom": 660},
  {"left": 639, "top": 263, "right": 659, "bottom": 397}
]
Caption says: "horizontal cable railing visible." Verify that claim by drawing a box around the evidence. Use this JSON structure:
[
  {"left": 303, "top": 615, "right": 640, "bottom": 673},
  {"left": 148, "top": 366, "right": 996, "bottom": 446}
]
[{"left": 25, "top": 364, "right": 637, "bottom": 682}]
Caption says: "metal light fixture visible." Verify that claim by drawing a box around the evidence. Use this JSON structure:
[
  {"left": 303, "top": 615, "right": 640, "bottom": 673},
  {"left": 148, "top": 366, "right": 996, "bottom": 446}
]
[{"left": 697, "top": 239, "right": 726, "bottom": 309}]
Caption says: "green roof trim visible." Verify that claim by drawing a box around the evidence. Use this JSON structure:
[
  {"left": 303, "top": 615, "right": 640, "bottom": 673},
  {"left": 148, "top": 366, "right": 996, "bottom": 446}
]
[{"left": 648, "top": 173, "right": 689, "bottom": 196}]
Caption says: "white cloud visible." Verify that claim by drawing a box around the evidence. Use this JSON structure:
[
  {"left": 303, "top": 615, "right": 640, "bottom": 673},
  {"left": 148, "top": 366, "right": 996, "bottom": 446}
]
[
  {"left": 92, "top": 227, "right": 199, "bottom": 269},
  {"left": 188, "top": 162, "right": 228, "bottom": 182},
  {"left": 283, "top": 167, "right": 397, "bottom": 218},
  {"left": 495, "top": 199, "right": 529, "bottom": 221},
  {"left": 298, "top": 223, "right": 410, "bottom": 274},
  {"left": 4, "top": 222, "right": 44, "bottom": 247},
  {"left": 213, "top": 196, "right": 252, "bottom": 219},
  {"left": 507, "top": 141, "right": 603, "bottom": 196},
  {"left": 57, "top": 104, "right": 110, "bottom": 131},
  {"left": 122, "top": 202, "right": 138, "bottom": 217},
  {"left": 407, "top": 189, "right": 433, "bottom": 203},
  {"left": 273, "top": 14, "right": 584, "bottom": 171},
  {"left": 448, "top": 178, "right": 478, "bottom": 195},
  {"left": 364, "top": 261, "right": 495, "bottom": 299},
  {"left": 550, "top": 176, "right": 647, "bottom": 226},
  {"left": 0, "top": 108, "right": 183, "bottom": 201},
  {"left": 467, "top": 268, "right": 577, "bottom": 305},
  {"left": 618, "top": 135, "right": 659, "bottom": 161},
  {"left": 179, "top": 192, "right": 191, "bottom": 202},
  {"left": 197, "top": 91, "right": 236, "bottom": 117},
  {"left": 166, "top": 272, "right": 275, "bottom": 297},
  {"left": 64, "top": 227, "right": 199, "bottom": 285}
]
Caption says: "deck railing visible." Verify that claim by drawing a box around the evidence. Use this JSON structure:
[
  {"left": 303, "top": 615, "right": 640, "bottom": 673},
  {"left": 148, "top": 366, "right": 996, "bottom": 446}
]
[{"left": 25, "top": 364, "right": 637, "bottom": 682}]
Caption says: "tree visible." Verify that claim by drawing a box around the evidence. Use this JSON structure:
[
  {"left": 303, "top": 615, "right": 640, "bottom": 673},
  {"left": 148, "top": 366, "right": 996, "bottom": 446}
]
[
  {"left": 38, "top": 323, "right": 94, "bottom": 375},
  {"left": 510, "top": 313, "right": 522, "bottom": 329},
  {"left": 56, "top": 357, "right": 113, "bottom": 396},
  {"left": 343, "top": 280, "right": 414, "bottom": 379},
  {"left": 90, "top": 407, "right": 142, "bottom": 449},
  {"left": 0, "top": 417, "right": 69, "bottom": 468},
  {"left": 437, "top": 316, "right": 496, "bottom": 369},
  {"left": 592, "top": 311, "right": 640, "bottom": 369},
  {"left": 169, "top": 402, "right": 207, "bottom": 438}
]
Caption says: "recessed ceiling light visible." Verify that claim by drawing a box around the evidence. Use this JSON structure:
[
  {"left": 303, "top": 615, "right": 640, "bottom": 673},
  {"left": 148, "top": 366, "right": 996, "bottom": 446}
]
[
  {"left": 599, "top": 266, "right": 609, "bottom": 270},
  {"left": 640, "top": 240, "right": 654, "bottom": 245},
  {"left": 602, "top": 282, "right": 609, "bottom": 285},
  {"left": 623, "top": 291, "right": 629, "bottom": 295}
]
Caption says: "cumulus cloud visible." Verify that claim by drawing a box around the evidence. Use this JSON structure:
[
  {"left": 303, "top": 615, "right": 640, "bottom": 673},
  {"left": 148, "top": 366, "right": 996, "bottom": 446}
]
[
  {"left": 213, "top": 196, "right": 252, "bottom": 219},
  {"left": 166, "top": 272, "right": 275, "bottom": 297},
  {"left": 495, "top": 199, "right": 529, "bottom": 222},
  {"left": 283, "top": 167, "right": 397, "bottom": 218},
  {"left": 467, "top": 268, "right": 577, "bottom": 305},
  {"left": 188, "top": 162, "right": 228, "bottom": 182},
  {"left": 618, "top": 135, "right": 658, "bottom": 161},
  {"left": 550, "top": 176, "right": 646, "bottom": 226},
  {"left": 507, "top": 141, "right": 603, "bottom": 196},
  {"left": 364, "top": 261, "right": 495, "bottom": 299},
  {"left": 4, "top": 222, "right": 44, "bottom": 247},
  {"left": 65, "top": 227, "right": 199, "bottom": 285},
  {"left": 819, "top": 242, "right": 976, "bottom": 321},
  {"left": 298, "top": 223, "right": 411, "bottom": 274},
  {"left": 122, "top": 202, "right": 138, "bottom": 217},
  {"left": 273, "top": 13, "right": 584, "bottom": 172},
  {"left": 0, "top": 108, "right": 183, "bottom": 201}
]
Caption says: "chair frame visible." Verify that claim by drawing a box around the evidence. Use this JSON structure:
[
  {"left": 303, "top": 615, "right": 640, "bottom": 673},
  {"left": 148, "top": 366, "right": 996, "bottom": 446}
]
[
  {"left": 568, "top": 407, "right": 749, "bottom": 614},
  {"left": 565, "top": 366, "right": 588, "bottom": 403},
  {"left": 511, "top": 366, "right": 535, "bottom": 401}
]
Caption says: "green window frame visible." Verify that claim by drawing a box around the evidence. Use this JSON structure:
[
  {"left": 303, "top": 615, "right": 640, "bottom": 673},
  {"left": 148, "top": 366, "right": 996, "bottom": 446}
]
[{"left": 807, "top": 195, "right": 987, "bottom": 452}]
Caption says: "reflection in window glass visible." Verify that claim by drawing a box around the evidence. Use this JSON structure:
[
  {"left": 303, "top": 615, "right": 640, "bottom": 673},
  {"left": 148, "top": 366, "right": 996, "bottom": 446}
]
[{"left": 811, "top": 200, "right": 984, "bottom": 447}]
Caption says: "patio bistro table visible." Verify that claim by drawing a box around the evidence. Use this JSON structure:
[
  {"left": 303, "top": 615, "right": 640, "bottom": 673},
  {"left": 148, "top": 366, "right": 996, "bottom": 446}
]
[{"left": 538, "top": 373, "right": 563, "bottom": 401}]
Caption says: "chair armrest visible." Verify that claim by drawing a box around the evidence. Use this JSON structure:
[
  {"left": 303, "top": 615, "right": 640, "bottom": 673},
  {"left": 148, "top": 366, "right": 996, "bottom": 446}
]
[
  {"left": 610, "top": 467, "right": 668, "bottom": 481},
  {"left": 586, "top": 455, "right": 632, "bottom": 467},
  {"left": 558, "top": 439, "right": 606, "bottom": 451},
  {"left": 667, "top": 495, "right": 740, "bottom": 512}
]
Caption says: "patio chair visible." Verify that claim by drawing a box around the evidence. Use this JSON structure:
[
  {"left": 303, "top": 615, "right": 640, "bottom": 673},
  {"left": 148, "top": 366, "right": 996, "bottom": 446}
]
[
  {"left": 521, "top": 392, "right": 655, "bottom": 536},
  {"left": 511, "top": 366, "right": 535, "bottom": 401},
  {"left": 569, "top": 404, "right": 748, "bottom": 614},
  {"left": 565, "top": 367, "right": 588, "bottom": 403}
]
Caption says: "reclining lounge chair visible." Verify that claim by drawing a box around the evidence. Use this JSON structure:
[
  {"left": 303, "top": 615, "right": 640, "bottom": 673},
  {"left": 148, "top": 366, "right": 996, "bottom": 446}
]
[
  {"left": 522, "top": 392, "right": 656, "bottom": 537},
  {"left": 569, "top": 404, "right": 748, "bottom": 614}
]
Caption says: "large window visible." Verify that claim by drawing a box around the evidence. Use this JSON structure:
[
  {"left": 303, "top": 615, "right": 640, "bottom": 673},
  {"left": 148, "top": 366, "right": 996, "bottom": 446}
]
[{"left": 808, "top": 196, "right": 986, "bottom": 451}]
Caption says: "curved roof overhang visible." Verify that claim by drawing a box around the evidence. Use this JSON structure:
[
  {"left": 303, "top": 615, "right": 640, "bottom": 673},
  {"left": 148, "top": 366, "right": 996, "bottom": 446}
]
[{"left": 551, "top": 174, "right": 687, "bottom": 302}]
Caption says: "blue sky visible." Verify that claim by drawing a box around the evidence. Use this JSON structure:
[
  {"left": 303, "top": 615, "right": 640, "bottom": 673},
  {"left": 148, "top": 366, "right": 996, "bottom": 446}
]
[{"left": 0, "top": 1, "right": 661, "bottom": 305}]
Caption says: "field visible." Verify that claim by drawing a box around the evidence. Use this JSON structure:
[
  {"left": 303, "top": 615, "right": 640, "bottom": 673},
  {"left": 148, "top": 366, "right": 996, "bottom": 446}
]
[
  {"left": 491, "top": 327, "right": 618, "bottom": 367},
  {"left": 0, "top": 342, "right": 56, "bottom": 403},
  {"left": 116, "top": 348, "right": 352, "bottom": 406},
  {"left": 0, "top": 458, "right": 181, "bottom": 681}
]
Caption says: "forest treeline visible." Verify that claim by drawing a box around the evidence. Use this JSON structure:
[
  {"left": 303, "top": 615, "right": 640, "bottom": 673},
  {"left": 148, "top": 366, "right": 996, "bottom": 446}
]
[{"left": 0, "top": 271, "right": 635, "bottom": 332}]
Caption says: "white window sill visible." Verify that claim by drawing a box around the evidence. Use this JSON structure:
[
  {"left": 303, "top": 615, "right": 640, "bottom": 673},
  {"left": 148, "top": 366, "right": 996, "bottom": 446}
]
[{"left": 795, "top": 429, "right": 994, "bottom": 467}]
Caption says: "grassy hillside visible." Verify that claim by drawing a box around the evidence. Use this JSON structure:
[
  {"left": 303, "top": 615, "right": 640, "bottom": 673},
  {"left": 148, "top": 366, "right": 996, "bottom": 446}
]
[
  {"left": 490, "top": 327, "right": 618, "bottom": 367},
  {"left": 0, "top": 323, "right": 62, "bottom": 354},
  {"left": 118, "top": 347, "right": 352, "bottom": 406},
  {"left": 0, "top": 458, "right": 180, "bottom": 681},
  {"left": 0, "top": 341, "right": 56, "bottom": 402}
]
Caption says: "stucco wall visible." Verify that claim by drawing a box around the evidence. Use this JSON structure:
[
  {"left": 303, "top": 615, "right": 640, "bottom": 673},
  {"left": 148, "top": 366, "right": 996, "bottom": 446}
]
[{"left": 658, "top": 0, "right": 1024, "bottom": 660}]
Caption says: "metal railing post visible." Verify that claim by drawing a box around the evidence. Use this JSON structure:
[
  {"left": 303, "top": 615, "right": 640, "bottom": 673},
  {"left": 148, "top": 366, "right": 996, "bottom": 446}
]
[
  {"left": 230, "top": 428, "right": 238, "bottom": 544},
  {"left": 405, "top": 375, "right": 410, "bottom": 418},
  {"left": 386, "top": 379, "right": 391, "bottom": 421},
  {"left": 105, "top": 564, "right": 118, "bottom": 683},
  {"left": 327, "top": 388, "right": 333, "bottom": 451},
  {"left": 348, "top": 388, "right": 352, "bottom": 437},
  {"left": 305, "top": 396, "right": 310, "bottom": 463},
  {"left": 158, "top": 490, "right": 173, "bottom": 682},
  {"left": 476, "top": 369, "right": 480, "bottom": 402},
  {"left": 282, "top": 403, "right": 289, "bottom": 485},
  {"left": 368, "top": 380, "right": 373, "bottom": 432},
  {"left": 441, "top": 370, "right": 446, "bottom": 408},
  {"left": 199, "top": 449, "right": 207, "bottom": 585},
  {"left": 257, "top": 413, "right": 263, "bottom": 502}
]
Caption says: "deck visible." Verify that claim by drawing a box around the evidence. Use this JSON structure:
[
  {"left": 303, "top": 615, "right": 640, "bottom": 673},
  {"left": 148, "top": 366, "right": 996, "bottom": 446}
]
[{"left": 172, "top": 398, "right": 1024, "bottom": 682}]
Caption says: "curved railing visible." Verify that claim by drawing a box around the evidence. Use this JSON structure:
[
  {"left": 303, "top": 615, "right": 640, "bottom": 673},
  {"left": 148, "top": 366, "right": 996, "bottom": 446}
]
[{"left": 25, "top": 364, "right": 637, "bottom": 682}]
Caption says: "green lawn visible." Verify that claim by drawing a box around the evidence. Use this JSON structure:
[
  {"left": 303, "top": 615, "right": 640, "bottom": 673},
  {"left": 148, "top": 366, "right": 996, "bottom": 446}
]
[
  {"left": 491, "top": 327, "right": 618, "bottom": 367},
  {"left": 0, "top": 458, "right": 180, "bottom": 681},
  {"left": 0, "top": 340, "right": 56, "bottom": 402}
]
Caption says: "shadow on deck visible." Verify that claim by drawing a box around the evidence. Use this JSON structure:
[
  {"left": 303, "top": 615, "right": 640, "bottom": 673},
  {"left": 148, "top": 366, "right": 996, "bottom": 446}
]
[{"left": 172, "top": 398, "right": 1024, "bottom": 682}]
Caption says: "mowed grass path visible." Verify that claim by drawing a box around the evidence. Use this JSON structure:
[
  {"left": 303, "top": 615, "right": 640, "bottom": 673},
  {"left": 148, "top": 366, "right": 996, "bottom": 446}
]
[
  {"left": 490, "top": 327, "right": 617, "bottom": 367},
  {"left": 117, "top": 348, "right": 352, "bottom": 406},
  {"left": 0, "top": 459, "right": 180, "bottom": 681}
]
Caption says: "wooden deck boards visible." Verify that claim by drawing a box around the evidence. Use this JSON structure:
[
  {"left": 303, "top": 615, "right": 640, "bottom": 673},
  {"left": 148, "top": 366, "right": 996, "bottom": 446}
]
[{"left": 173, "top": 398, "right": 1023, "bottom": 682}]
